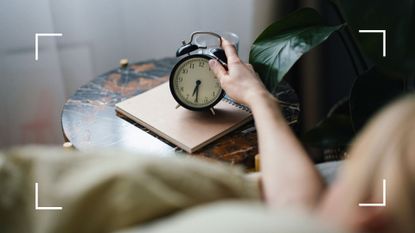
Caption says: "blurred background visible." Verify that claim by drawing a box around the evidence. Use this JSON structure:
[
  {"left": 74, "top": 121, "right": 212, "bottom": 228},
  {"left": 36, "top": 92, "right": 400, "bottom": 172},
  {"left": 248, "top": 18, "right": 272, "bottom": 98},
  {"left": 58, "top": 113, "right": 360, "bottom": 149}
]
[{"left": 0, "top": 0, "right": 355, "bottom": 152}]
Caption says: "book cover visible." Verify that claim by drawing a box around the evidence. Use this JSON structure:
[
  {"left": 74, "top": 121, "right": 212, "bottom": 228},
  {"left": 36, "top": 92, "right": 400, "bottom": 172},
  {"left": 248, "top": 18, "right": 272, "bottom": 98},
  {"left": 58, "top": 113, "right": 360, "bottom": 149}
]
[{"left": 115, "top": 82, "right": 252, "bottom": 153}]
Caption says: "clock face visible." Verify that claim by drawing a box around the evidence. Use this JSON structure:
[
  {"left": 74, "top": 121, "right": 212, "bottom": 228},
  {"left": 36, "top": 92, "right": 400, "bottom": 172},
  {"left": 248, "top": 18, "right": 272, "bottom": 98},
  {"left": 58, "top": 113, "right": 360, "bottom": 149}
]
[{"left": 170, "top": 55, "right": 223, "bottom": 110}]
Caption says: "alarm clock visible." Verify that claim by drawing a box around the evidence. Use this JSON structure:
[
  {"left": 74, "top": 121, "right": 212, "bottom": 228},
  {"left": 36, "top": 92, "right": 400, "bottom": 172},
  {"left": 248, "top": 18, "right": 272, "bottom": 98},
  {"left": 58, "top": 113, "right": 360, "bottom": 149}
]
[{"left": 170, "top": 31, "right": 228, "bottom": 113}]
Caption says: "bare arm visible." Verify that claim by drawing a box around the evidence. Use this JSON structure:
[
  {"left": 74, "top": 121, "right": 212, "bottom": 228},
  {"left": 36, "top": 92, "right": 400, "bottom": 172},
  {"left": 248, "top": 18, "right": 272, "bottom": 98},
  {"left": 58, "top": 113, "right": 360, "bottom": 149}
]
[{"left": 209, "top": 39, "right": 324, "bottom": 209}]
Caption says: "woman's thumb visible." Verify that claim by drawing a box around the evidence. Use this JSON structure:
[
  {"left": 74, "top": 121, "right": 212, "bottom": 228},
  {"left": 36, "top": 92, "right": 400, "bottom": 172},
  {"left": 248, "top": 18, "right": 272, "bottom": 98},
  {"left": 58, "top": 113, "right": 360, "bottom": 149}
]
[{"left": 209, "top": 59, "right": 227, "bottom": 80}]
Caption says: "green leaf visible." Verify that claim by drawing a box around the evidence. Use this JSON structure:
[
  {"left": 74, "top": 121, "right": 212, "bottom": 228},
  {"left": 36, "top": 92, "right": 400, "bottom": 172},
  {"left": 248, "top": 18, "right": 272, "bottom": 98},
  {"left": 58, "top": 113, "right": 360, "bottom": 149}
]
[
  {"left": 349, "top": 66, "right": 405, "bottom": 132},
  {"left": 302, "top": 98, "right": 354, "bottom": 148},
  {"left": 304, "top": 67, "right": 408, "bottom": 149},
  {"left": 302, "top": 114, "right": 354, "bottom": 148},
  {"left": 331, "top": 0, "right": 415, "bottom": 77},
  {"left": 249, "top": 8, "right": 343, "bottom": 92}
]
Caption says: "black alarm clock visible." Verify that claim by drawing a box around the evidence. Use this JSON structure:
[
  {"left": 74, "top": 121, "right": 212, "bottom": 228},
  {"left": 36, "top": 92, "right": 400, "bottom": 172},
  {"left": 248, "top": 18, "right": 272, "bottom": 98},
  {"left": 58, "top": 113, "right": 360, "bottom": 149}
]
[{"left": 170, "top": 31, "right": 227, "bottom": 114}]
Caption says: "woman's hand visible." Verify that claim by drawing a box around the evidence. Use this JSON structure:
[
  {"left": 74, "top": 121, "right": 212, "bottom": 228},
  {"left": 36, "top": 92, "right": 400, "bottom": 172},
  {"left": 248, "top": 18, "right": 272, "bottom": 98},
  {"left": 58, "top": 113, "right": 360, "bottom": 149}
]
[
  {"left": 208, "top": 39, "right": 271, "bottom": 107},
  {"left": 210, "top": 39, "right": 323, "bottom": 210}
]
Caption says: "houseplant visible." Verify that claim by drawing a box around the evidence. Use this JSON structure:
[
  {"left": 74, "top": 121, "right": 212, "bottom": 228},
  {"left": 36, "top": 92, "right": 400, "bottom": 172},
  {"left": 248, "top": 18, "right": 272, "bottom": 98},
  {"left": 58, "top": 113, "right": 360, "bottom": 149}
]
[{"left": 249, "top": 1, "right": 415, "bottom": 158}]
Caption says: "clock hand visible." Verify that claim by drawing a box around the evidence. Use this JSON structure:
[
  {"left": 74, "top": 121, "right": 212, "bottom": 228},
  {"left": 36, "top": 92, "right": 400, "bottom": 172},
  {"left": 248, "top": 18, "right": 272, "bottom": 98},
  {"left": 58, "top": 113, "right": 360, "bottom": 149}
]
[
  {"left": 192, "top": 84, "right": 198, "bottom": 97},
  {"left": 192, "top": 80, "right": 201, "bottom": 102},
  {"left": 195, "top": 86, "right": 199, "bottom": 103}
]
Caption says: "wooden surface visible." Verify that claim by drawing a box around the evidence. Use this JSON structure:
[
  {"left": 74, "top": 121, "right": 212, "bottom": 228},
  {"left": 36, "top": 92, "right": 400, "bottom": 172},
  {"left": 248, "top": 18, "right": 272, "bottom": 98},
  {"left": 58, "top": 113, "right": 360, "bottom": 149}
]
[{"left": 61, "top": 57, "right": 300, "bottom": 169}]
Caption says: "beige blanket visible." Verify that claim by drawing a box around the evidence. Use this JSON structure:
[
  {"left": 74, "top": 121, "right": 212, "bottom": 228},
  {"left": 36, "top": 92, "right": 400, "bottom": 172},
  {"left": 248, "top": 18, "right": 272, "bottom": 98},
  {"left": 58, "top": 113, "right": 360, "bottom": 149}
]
[
  {"left": 0, "top": 146, "right": 344, "bottom": 233},
  {"left": 0, "top": 146, "right": 258, "bottom": 233}
]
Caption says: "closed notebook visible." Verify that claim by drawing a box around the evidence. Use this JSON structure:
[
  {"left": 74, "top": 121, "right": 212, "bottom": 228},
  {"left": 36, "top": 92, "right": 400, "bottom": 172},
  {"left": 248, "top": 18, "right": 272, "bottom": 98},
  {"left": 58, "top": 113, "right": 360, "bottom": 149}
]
[{"left": 115, "top": 82, "right": 252, "bottom": 153}]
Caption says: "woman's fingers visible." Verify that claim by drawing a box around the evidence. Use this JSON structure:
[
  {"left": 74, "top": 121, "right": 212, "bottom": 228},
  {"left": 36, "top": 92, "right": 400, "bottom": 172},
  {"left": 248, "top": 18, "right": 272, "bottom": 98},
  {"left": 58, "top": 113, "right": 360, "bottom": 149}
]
[
  {"left": 209, "top": 59, "right": 227, "bottom": 82},
  {"left": 221, "top": 38, "right": 241, "bottom": 65}
]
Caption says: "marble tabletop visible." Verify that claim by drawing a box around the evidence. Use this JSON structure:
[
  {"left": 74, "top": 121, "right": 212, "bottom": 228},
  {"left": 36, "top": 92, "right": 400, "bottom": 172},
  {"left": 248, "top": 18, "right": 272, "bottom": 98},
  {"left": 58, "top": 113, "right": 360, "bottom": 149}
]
[{"left": 61, "top": 57, "right": 300, "bottom": 169}]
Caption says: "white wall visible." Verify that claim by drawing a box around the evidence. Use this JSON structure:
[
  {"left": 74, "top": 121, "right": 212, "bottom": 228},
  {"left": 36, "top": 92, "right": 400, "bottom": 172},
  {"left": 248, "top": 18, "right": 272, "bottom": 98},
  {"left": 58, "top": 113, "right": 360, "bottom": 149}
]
[
  {"left": 0, "top": 0, "right": 278, "bottom": 147},
  {"left": 0, "top": 0, "right": 66, "bottom": 146}
]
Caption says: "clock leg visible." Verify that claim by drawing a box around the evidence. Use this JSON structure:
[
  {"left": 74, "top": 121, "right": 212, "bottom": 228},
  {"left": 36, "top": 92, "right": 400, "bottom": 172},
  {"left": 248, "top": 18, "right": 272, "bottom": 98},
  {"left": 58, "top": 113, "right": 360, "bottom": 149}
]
[
  {"left": 210, "top": 108, "right": 216, "bottom": 115},
  {"left": 175, "top": 104, "right": 181, "bottom": 109}
]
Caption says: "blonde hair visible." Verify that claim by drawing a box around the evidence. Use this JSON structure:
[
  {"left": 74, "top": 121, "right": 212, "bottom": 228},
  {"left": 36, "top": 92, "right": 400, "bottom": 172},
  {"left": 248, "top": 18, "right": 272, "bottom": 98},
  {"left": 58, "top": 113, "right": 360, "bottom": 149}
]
[{"left": 340, "top": 94, "right": 415, "bottom": 233}]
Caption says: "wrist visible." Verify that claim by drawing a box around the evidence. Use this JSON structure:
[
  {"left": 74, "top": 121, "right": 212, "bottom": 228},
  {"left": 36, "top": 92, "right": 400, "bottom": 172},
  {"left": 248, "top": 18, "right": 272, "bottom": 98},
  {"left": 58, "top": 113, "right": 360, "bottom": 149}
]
[
  {"left": 246, "top": 90, "right": 278, "bottom": 111},
  {"left": 248, "top": 90, "right": 287, "bottom": 127}
]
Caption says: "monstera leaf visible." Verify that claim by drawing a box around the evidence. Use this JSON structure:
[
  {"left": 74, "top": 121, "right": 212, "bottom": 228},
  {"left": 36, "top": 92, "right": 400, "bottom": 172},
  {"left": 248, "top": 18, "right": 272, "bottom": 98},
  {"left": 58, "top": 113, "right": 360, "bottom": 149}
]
[
  {"left": 249, "top": 8, "right": 343, "bottom": 92},
  {"left": 349, "top": 66, "right": 405, "bottom": 132},
  {"left": 302, "top": 114, "right": 354, "bottom": 148},
  {"left": 331, "top": 0, "right": 415, "bottom": 77},
  {"left": 303, "top": 98, "right": 354, "bottom": 148}
]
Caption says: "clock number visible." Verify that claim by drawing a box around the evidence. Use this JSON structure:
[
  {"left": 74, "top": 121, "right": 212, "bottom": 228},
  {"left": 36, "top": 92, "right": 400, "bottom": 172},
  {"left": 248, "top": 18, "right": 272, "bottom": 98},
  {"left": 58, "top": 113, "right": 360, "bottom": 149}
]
[
  {"left": 190, "top": 63, "right": 195, "bottom": 69},
  {"left": 178, "top": 76, "right": 183, "bottom": 82},
  {"left": 212, "top": 91, "right": 216, "bottom": 97},
  {"left": 180, "top": 86, "right": 184, "bottom": 92},
  {"left": 182, "top": 69, "right": 188, "bottom": 74},
  {"left": 199, "top": 61, "right": 205, "bottom": 67},
  {"left": 204, "top": 97, "right": 208, "bottom": 103}
]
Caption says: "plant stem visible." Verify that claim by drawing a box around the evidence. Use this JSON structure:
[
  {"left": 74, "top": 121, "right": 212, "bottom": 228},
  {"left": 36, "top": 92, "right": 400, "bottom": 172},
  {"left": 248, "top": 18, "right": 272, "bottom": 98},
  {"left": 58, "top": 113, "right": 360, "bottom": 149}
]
[
  {"left": 337, "top": 29, "right": 361, "bottom": 77},
  {"left": 330, "top": 1, "right": 369, "bottom": 75}
]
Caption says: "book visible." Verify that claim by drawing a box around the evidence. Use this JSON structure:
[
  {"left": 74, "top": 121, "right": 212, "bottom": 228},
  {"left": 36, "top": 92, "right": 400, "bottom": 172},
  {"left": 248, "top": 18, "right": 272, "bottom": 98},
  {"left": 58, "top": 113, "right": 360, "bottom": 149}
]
[{"left": 115, "top": 82, "right": 252, "bottom": 153}]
